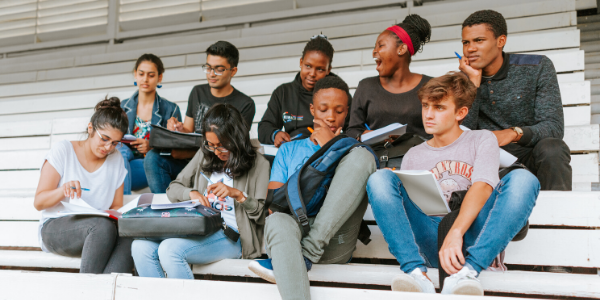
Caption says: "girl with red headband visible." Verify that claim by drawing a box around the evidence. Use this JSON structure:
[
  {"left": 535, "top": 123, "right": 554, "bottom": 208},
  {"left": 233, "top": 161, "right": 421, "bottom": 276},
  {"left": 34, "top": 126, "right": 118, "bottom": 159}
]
[{"left": 347, "top": 14, "right": 432, "bottom": 168}]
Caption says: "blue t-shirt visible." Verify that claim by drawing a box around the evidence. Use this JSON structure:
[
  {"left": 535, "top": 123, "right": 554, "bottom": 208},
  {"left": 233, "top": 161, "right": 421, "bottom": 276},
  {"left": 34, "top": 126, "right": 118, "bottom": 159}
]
[{"left": 270, "top": 138, "right": 321, "bottom": 183}]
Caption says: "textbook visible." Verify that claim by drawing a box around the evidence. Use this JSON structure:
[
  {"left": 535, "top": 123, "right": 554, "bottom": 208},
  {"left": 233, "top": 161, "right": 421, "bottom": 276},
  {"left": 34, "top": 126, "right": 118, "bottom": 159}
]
[
  {"left": 57, "top": 194, "right": 153, "bottom": 220},
  {"left": 361, "top": 123, "right": 407, "bottom": 145},
  {"left": 393, "top": 170, "right": 450, "bottom": 215}
]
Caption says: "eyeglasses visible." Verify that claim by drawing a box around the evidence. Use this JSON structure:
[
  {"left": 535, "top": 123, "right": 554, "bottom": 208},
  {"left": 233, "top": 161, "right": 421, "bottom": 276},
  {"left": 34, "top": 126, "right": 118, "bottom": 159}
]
[
  {"left": 96, "top": 130, "right": 121, "bottom": 148},
  {"left": 204, "top": 142, "right": 229, "bottom": 153},
  {"left": 202, "top": 64, "right": 233, "bottom": 76}
]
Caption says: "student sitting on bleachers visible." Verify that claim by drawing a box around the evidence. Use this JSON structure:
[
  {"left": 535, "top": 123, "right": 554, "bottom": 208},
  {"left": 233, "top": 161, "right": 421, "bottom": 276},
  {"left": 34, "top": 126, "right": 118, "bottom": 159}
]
[
  {"left": 458, "top": 10, "right": 571, "bottom": 191},
  {"left": 258, "top": 35, "right": 350, "bottom": 147},
  {"left": 145, "top": 41, "right": 256, "bottom": 193},
  {"left": 119, "top": 54, "right": 182, "bottom": 195},
  {"left": 248, "top": 76, "right": 377, "bottom": 300},
  {"left": 347, "top": 14, "right": 433, "bottom": 168},
  {"left": 33, "top": 97, "right": 133, "bottom": 274},
  {"left": 132, "top": 104, "right": 269, "bottom": 279},
  {"left": 367, "top": 72, "right": 540, "bottom": 295}
]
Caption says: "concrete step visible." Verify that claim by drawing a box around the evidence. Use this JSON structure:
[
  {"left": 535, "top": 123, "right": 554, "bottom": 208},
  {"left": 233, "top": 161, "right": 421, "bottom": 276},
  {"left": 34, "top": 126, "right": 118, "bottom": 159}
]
[
  {"left": 590, "top": 78, "right": 600, "bottom": 85},
  {"left": 578, "top": 14, "right": 600, "bottom": 24},
  {"left": 581, "top": 30, "right": 600, "bottom": 42},
  {"left": 586, "top": 68, "right": 600, "bottom": 80},
  {"left": 592, "top": 94, "right": 600, "bottom": 104},
  {"left": 591, "top": 114, "right": 600, "bottom": 124},
  {"left": 582, "top": 40, "right": 600, "bottom": 53},
  {"left": 592, "top": 84, "right": 600, "bottom": 95},
  {"left": 592, "top": 102, "right": 600, "bottom": 114},
  {"left": 586, "top": 52, "right": 600, "bottom": 64},
  {"left": 577, "top": 21, "right": 600, "bottom": 32}
]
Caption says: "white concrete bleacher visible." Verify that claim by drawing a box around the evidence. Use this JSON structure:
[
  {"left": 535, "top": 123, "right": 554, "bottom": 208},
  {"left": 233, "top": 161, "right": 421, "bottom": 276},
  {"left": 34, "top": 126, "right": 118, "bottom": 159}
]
[{"left": 0, "top": 0, "right": 599, "bottom": 298}]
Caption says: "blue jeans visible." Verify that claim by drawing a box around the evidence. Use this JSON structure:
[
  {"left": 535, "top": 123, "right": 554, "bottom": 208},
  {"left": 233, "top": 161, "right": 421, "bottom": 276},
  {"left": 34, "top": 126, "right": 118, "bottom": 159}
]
[
  {"left": 144, "top": 149, "right": 189, "bottom": 193},
  {"left": 367, "top": 169, "right": 539, "bottom": 274},
  {"left": 131, "top": 230, "right": 242, "bottom": 279},
  {"left": 118, "top": 145, "right": 148, "bottom": 195}
]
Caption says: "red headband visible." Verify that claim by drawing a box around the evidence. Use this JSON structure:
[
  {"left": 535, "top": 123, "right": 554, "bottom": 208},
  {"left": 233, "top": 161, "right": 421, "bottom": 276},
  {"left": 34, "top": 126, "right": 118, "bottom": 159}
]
[{"left": 386, "top": 25, "right": 415, "bottom": 56}]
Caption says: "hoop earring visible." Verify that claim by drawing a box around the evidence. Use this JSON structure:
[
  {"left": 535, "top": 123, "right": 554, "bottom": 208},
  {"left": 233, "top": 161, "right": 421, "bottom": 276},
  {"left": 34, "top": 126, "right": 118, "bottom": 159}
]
[
  {"left": 134, "top": 82, "right": 137, "bottom": 86},
  {"left": 157, "top": 83, "right": 162, "bottom": 88}
]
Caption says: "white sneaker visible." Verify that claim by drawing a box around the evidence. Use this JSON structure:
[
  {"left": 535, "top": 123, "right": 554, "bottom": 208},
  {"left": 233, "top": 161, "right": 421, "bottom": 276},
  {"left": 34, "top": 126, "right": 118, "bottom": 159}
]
[
  {"left": 391, "top": 268, "right": 436, "bottom": 293},
  {"left": 441, "top": 267, "right": 484, "bottom": 296}
]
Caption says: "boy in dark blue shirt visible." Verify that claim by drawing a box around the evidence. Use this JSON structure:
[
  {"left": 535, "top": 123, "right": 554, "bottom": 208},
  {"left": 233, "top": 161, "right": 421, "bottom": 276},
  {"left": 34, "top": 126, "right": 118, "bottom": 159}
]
[{"left": 248, "top": 76, "right": 377, "bottom": 300}]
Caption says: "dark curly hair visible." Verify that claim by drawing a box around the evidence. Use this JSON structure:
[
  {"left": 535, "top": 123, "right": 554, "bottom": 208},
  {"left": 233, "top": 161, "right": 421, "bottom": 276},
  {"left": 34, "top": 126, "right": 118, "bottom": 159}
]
[
  {"left": 302, "top": 36, "right": 334, "bottom": 68},
  {"left": 201, "top": 104, "right": 256, "bottom": 178},
  {"left": 462, "top": 10, "right": 507, "bottom": 38},
  {"left": 391, "top": 14, "right": 431, "bottom": 55},
  {"left": 312, "top": 76, "right": 350, "bottom": 103},
  {"left": 90, "top": 96, "right": 128, "bottom": 134}
]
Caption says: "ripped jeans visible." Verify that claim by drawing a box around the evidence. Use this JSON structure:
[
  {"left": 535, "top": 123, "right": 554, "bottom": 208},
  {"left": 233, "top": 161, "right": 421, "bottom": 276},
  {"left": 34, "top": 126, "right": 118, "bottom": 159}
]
[{"left": 264, "top": 147, "right": 377, "bottom": 300}]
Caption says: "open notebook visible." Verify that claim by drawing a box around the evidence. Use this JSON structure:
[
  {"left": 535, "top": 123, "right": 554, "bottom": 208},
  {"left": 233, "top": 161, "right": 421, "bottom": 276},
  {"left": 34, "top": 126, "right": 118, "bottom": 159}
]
[{"left": 57, "top": 193, "right": 154, "bottom": 220}]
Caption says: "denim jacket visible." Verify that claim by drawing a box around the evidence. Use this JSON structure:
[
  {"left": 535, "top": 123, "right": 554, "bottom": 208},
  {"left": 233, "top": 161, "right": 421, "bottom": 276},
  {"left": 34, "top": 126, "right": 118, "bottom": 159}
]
[{"left": 120, "top": 91, "right": 182, "bottom": 135}]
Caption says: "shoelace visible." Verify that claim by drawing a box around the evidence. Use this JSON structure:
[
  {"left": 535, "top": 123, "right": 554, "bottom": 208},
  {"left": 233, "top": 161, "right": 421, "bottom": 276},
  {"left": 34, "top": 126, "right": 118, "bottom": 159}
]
[{"left": 450, "top": 269, "right": 479, "bottom": 281}]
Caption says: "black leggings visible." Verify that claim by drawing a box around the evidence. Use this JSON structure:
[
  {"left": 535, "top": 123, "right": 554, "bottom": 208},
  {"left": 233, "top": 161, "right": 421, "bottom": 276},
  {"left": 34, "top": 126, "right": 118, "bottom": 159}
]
[{"left": 41, "top": 215, "right": 134, "bottom": 274}]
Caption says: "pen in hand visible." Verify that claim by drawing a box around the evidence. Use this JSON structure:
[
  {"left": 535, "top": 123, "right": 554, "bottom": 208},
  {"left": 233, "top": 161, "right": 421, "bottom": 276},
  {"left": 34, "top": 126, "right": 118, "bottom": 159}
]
[
  {"left": 364, "top": 123, "right": 371, "bottom": 130},
  {"left": 70, "top": 186, "right": 90, "bottom": 191},
  {"left": 454, "top": 52, "right": 462, "bottom": 60}
]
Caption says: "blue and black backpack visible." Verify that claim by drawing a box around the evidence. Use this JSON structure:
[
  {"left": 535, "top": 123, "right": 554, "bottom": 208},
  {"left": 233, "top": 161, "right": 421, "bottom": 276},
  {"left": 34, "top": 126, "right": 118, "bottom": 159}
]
[{"left": 266, "top": 135, "right": 379, "bottom": 244}]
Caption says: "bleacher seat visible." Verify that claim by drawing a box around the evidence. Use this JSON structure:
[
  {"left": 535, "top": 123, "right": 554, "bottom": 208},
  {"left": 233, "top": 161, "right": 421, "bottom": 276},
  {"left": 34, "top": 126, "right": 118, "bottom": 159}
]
[{"left": 0, "top": 0, "right": 598, "bottom": 299}]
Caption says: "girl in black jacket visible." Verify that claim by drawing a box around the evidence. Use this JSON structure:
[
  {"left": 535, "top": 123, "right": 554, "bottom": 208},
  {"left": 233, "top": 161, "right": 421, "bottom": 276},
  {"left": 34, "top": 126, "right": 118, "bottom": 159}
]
[{"left": 258, "top": 36, "right": 349, "bottom": 147}]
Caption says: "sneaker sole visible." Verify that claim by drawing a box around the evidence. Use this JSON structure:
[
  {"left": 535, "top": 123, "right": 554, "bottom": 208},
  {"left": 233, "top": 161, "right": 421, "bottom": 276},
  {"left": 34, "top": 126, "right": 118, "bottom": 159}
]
[
  {"left": 452, "top": 281, "right": 484, "bottom": 296},
  {"left": 248, "top": 261, "right": 277, "bottom": 284},
  {"left": 391, "top": 274, "right": 423, "bottom": 293}
]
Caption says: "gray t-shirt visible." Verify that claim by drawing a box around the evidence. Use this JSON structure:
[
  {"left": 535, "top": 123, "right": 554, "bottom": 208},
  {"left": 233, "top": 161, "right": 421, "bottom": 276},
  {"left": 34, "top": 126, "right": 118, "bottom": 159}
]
[{"left": 401, "top": 130, "right": 500, "bottom": 202}]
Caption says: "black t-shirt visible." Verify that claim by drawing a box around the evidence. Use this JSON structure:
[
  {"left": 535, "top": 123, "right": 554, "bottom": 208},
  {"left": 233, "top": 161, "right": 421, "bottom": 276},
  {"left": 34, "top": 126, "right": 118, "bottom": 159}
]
[
  {"left": 185, "top": 84, "right": 256, "bottom": 133},
  {"left": 347, "top": 75, "right": 432, "bottom": 139}
]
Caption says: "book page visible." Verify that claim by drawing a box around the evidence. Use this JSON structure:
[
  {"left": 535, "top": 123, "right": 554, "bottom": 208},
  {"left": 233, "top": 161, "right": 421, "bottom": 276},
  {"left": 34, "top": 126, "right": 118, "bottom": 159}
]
[{"left": 393, "top": 170, "right": 450, "bottom": 215}]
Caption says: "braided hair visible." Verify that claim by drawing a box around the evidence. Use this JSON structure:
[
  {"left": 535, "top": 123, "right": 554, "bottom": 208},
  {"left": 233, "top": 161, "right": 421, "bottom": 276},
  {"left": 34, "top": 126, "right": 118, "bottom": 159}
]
[{"left": 392, "top": 14, "right": 432, "bottom": 55}]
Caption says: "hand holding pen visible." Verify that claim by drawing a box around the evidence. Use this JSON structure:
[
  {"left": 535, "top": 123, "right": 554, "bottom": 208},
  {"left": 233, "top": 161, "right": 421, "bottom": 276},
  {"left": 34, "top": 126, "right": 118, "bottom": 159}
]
[{"left": 63, "top": 181, "right": 88, "bottom": 199}]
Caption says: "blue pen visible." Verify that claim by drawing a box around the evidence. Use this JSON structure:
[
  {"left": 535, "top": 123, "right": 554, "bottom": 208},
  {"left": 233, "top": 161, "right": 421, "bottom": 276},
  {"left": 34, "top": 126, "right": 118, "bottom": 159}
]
[
  {"left": 290, "top": 133, "right": 303, "bottom": 141},
  {"left": 454, "top": 52, "right": 462, "bottom": 59},
  {"left": 70, "top": 186, "right": 90, "bottom": 191},
  {"left": 200, "top": 172, "right": 214, "bottom": 185},
  {"left": 364, "top": 123, "right": 371, "bottom": 130}
]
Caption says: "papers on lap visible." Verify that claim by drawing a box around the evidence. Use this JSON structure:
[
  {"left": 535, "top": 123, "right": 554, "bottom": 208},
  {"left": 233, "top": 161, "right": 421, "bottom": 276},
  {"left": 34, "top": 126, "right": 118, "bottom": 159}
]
[
  {"left": 393, "top": 170, "right": 450, "bottom": 215},
  {"left": 361, "top": 123, "right": 407, "bottom": 145}
]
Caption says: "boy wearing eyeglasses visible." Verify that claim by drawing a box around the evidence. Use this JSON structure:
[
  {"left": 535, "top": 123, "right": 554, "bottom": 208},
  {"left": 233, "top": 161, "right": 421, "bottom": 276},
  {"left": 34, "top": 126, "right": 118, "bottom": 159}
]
[
  {"left": 145, "top": 41, "right": 255, "bottom": 193},
  {"left": 167, "top": 40, "right": 255, "bottom": 154}
]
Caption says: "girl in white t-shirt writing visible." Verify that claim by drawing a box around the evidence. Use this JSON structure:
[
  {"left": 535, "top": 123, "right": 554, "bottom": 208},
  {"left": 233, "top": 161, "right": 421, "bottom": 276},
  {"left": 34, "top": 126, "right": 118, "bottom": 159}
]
[{"left": 34, "top": 97, "right": 132, "bottom": 274}]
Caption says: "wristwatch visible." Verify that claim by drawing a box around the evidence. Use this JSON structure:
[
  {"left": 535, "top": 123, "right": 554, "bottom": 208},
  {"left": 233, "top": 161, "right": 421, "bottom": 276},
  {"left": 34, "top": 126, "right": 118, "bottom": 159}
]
[{"left": 511, "top": 127, "right": 523, "bottom": 142}]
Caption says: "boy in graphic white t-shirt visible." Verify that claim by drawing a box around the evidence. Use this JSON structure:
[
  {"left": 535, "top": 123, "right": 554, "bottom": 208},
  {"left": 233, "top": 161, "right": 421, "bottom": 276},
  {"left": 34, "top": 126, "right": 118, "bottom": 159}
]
[{"left": 367, "top": 72, "right": 540, "bottom": 295}]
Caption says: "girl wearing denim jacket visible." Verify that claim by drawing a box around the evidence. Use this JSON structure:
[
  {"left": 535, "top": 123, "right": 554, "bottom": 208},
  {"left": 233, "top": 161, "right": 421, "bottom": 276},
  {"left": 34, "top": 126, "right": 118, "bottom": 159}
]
[{"left": 119, "top": 54, "right": 182, "bottom": 194}]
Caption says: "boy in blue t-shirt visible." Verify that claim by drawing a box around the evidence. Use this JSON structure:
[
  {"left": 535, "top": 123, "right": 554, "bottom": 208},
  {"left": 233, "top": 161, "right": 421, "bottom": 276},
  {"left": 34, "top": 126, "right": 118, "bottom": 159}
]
[{"left": 248, "top": 77, "right": 377, "bottom": 300}]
